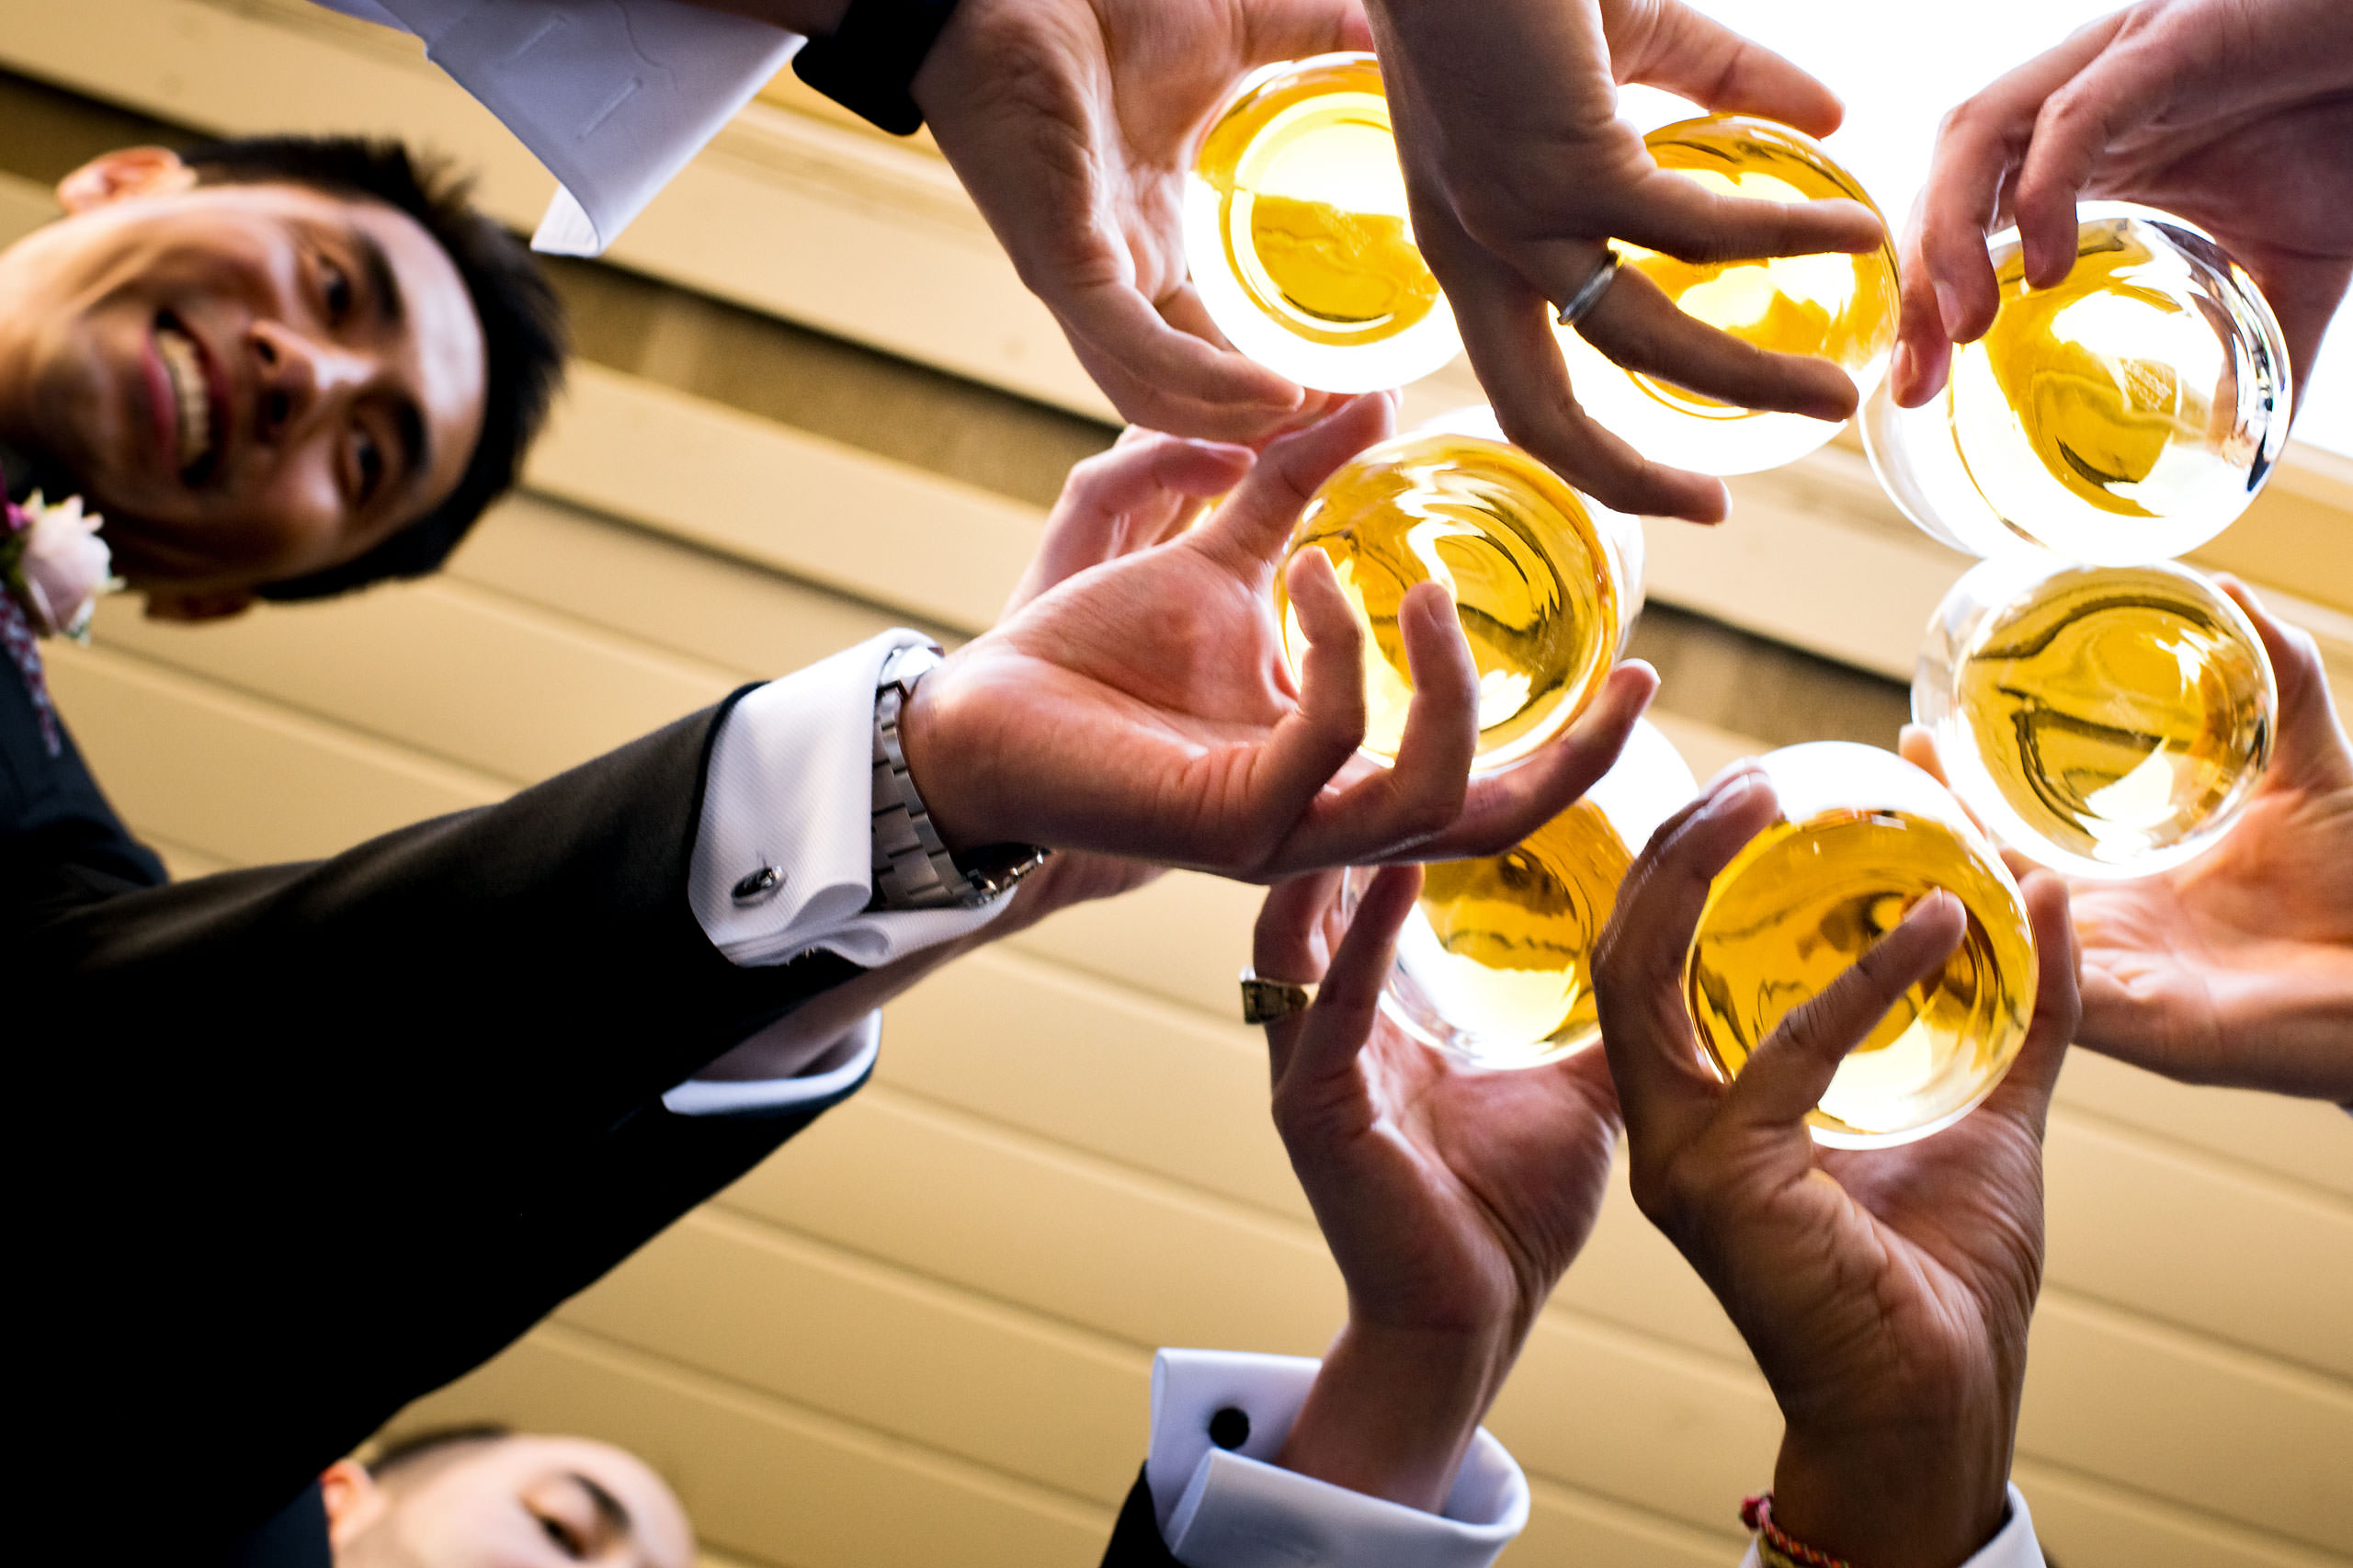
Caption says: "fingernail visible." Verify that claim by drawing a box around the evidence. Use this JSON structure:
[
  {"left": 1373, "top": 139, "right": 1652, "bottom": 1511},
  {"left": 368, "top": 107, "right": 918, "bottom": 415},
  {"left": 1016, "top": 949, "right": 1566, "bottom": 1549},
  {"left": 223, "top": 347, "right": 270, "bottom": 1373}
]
[
  {"left": 1933, "top": 279, "right": 1963, "bottom": 338},
  {"left": 1701, "top": 772, "right": 1761, "bottom": 815},
  {"left": 1890, "top": 341, "right": 1914, "bottom": 398},
  {"left": 1702, "top": 758, "right": 1764, "bottom": 795}
]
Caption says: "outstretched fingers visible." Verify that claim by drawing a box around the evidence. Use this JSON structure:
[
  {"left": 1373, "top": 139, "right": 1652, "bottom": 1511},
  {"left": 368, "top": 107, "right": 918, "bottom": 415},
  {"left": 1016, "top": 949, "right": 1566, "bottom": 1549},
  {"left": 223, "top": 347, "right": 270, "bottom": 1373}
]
[
  {"left": 1247, "top": 548, "right": 1377, "bottom": 869},
  {"left": 1288, "top": 863, "right": 1423, "bottom": 1089},
  {"left": 1253, "top": 867, "right": 1347, "bottom": 1084},
  {"left": 1404, "top": 661, "right": 1658, "bottom": 861},
  {"left": 1577, "top": 266, "right": 1863, "bottom": 425},
  {"left": 1981, "top": 869, "right": 2081, "bottom": 1128},
  {"left": 1195, "top": 392, "right": 1397, "bottom": 573},
  {"left": 2011, "top": 24, "right": 2177, "bottom": 289},
  {"left": 2217, "top": 576, "right": 2353, "bottom": 793},
  {"left": 1278, "top": 581, "right": 1481, "bottom": 869},
  {"left": 1911, "top": 14, "right": 2126, "bottom": 351},
  {"left": 1051, "top": 269, "right": 1311, "bottom": 439},
  {"left": 1596, "top": 764, "right": 1780, "bottom": 1153},
  {"left": 1722, "top": 892, "right": 1968, "bottom": 1131},
  {"left": 1603, "top": 172, "right": 1883, "bottom": 276},
  {"left": 1433, "top": 233, "right": 1730, "bottom": 522},
  {"left": 1610, "top": 0, "right": 1847, "bottom": 140}
]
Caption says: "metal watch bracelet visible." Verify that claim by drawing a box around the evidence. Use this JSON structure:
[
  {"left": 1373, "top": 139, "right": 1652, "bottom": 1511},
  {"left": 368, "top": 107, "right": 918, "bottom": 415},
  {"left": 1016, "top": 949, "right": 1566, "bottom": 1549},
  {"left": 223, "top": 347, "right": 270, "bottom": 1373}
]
[{"left": 870, "top": 642, "right": 1047, "bottom": 910}]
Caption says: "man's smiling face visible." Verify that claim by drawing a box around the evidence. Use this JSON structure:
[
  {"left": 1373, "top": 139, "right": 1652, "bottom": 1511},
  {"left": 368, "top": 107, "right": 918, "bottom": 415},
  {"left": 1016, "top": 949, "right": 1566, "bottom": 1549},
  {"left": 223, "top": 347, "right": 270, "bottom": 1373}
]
[{"left": 0, "top": 148, "right": 486, "bottom": 603}]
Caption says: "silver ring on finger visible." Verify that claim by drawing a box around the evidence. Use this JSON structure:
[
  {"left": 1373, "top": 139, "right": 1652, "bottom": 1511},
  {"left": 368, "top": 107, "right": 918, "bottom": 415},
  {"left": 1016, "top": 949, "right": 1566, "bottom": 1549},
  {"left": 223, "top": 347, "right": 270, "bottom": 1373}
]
[{"left": 1554, "top": 247, "right": 1622, "bottom": 329}]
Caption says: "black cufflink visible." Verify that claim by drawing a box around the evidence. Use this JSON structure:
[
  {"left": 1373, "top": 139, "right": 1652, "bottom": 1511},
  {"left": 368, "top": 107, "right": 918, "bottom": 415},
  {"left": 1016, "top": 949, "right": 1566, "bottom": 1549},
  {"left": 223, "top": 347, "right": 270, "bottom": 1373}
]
[
  {"left": 732, "top": 866, "right": 786, "bottom": 904},
  {"left": 1209, "top": 1406, "right": 1250, "bottom": 1450}
]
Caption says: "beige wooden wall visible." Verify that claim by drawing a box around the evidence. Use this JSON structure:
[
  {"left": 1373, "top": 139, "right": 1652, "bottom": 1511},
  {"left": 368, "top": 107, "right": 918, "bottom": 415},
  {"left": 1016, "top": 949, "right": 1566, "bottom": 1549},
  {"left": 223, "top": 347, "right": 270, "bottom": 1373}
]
[{"left": 3, "top": 8, "right": 2351, "bottom": 1568}]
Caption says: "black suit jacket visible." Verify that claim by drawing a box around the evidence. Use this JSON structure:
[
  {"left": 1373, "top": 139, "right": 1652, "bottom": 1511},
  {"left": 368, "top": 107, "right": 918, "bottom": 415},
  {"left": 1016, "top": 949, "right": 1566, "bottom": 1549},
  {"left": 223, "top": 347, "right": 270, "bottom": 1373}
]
[
  {"left": 7, "top": 657, "right": 1195, "bottom": 1568},
  {"left": 6, "top": 657, "right": 874, "bottom": 1553}
]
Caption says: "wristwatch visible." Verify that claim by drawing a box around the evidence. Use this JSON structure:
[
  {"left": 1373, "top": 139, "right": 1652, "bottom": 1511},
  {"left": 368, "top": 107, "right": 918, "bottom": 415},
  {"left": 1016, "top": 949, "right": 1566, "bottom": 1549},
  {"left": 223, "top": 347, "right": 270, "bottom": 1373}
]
[
  {"left": 791, "top": 0, "right": 961, "bottom": 137},
  {"left": 870, "top": 642, "right": 1049, "bottom": 910}
]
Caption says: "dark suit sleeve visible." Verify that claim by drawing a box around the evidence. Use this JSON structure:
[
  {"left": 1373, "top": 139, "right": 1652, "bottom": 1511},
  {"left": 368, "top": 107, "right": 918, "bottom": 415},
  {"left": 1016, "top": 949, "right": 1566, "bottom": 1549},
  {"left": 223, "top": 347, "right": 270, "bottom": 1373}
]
[
  {"left": 1102, "top": 1467, "right": 1187, "bottom": 1568},
  {"left": 17, "top": 689, "right": 870, "bottom": 1555}
]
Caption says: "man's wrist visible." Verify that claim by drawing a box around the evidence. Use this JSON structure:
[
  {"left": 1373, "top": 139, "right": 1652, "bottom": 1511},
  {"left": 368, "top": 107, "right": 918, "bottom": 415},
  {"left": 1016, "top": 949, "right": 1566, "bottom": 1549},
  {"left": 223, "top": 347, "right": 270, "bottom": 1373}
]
[
  {"left": 1769, "top": 1428, "right": 2011, "bottom": 1568},
  {"left": 892, "top": 659, "right": 994, "bottom": 857},
  {"left": 1274, "top": 1321, "right": 1515, "bottom": 1514}
]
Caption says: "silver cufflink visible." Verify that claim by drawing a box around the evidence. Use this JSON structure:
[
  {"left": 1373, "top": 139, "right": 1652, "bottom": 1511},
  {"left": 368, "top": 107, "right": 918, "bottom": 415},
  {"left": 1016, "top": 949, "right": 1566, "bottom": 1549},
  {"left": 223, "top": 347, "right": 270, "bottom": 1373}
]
[{"left": 731, "top": 865, "right": 786, "bottom": 904}]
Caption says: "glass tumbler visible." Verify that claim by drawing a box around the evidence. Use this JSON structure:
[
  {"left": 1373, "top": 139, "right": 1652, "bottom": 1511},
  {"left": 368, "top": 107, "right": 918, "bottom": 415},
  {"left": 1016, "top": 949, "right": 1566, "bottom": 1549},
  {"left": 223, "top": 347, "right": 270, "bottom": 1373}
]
[
  {"left": 1686, "top": 743, "right": 2039, "bottom": 1147},
  {"left": 1184, "top": 52, "right": 1462, "bottom": 392},
  {"left": 1552, "top": 115, "right": 1900, "bottom": 475},
  {"left": 1915, "top": 553, "right": 2276, "bottom": 880},
  {"left": 1359, "top": 718, "right": 1696, "bottom": 1070},
  {"left": 1864, "top": 203, "right": 2291, "bottom": 564},
  {"left": 1272, "top": 427, "right": 1645, "bottom": 773}
]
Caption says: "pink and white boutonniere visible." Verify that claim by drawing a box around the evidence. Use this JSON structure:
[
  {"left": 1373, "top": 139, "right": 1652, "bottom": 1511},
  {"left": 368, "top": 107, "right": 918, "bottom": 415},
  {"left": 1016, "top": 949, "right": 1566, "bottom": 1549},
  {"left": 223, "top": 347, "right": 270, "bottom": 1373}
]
[
  {"left": 3, "top": 491, "right": 121, "bottom": 756},
  {"left": 4, "top": 491, "right": 117, "bottom": 642}
]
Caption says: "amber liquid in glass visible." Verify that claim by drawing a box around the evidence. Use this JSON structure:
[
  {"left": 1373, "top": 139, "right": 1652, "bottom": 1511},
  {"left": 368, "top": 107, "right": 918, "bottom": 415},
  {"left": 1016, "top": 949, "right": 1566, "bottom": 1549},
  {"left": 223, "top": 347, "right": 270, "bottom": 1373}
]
[
  {"left": 1957, "top": 567, "right": 2272, "bottom": 866},
  {"left": 1618, "top": 117, "right": 1898, "bottom": 417},
  {"left": 1194, "top": 56, "right": 1439, "bottom": 348},
  {"left": 1404, "top": 800, "right": 1633, "bottom": 1063},
  {"left": 1686, "top": 809, "right": 2036, "bottom": 1143},
  {"left": 1273, "top": 433, "right": 1620, "bottom": 769},
  {"left": 1949, "top": 220, "right": 2267, "bottom": 547}
]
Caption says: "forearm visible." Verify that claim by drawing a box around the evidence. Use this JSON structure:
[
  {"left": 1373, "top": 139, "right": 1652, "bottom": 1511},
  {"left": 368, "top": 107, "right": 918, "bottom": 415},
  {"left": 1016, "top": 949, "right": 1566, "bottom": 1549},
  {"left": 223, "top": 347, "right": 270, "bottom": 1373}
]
[
  {"left": 1276, "top": 1320, "right": 1516, "bottom": 1512},
  {"left": 1769, "top": 1423, "right": 2015, "bottom": 1568}
]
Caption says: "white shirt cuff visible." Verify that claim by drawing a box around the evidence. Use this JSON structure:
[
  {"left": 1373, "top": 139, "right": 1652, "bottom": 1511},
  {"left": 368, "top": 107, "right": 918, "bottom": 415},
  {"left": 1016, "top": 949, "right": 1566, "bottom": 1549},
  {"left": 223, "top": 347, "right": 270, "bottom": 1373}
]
[
  {"left": 1143, "top": 1349, "right": 1528, "bottom": 1568},
  {"left": 662, "top": 1010, "right": 880, "bottom": 1118},
  {"left": 336, "top": 0, "right": 800, "bottom": 256},
  {"left": 690, "top": 631, "right": 1012, "bottom": 971},
  {"left": 1736, "top": 1486, "right": 2044, "bottom": 1568}
]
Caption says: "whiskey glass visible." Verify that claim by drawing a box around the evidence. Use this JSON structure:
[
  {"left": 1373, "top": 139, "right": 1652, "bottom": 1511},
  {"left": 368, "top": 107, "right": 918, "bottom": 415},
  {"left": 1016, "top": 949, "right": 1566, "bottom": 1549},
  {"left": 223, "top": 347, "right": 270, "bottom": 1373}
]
[
  {"left": 1272, "top": 424, "right": 1645, "bottom": 773},
  {"left": 1360, "top": 718, "right": 1696, "bottom": 1069},
  {"left": 1184, "top": 52, "right": 1462, "bottom": 392},
  {"left": 1552, "top": 115, "right": 1900, "bottom": 475},
  {"left": 1864, "top": 203, "right": 2292, "bottom": 564},
  {"left": 1915, "top": 553, "right": 2276, "bottom": 880},
  {"left": 1685, "top": 743, "right": 2039, "bottom": 1147}
]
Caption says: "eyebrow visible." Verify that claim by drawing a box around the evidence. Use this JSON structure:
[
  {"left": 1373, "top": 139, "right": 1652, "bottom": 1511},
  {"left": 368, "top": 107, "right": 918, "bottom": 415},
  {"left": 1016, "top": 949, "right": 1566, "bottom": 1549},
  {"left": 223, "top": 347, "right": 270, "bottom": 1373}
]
[
  {"left": 570, "top": 1471, "right": 632, "bottom": 1538},
  {"left": 392, "top": 397, "right": 430, "bottom": 507},
  {"left": 350, "top": 223, "right": 405, "bottom": 329}
]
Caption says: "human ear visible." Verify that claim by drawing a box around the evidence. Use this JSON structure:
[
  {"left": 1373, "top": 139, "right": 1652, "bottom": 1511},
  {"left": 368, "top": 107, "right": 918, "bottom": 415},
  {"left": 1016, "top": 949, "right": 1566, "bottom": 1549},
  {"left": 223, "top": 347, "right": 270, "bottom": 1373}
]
[
  {"left": 142, "top": 585, "right": 256, "bottom": 622},
  {"left": 318, "top": 1460, "right": 389, "bottom": 1548},
  {"left": 56, "top": 147, "right": 198, "bottom": 213}
]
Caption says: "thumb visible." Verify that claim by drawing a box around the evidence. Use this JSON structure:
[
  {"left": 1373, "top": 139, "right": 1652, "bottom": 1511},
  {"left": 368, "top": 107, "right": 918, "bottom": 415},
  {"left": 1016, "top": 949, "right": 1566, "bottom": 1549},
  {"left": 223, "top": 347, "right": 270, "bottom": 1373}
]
[
  {"left": 1193, "top": 392, "right": 1395, "bottom": 573},
  {"left": 1722, "top": 890, "right": 1968, "bottom": 1131},
  {"left": 2218, "top": 576, "right": 2353, "bottom": 795}
]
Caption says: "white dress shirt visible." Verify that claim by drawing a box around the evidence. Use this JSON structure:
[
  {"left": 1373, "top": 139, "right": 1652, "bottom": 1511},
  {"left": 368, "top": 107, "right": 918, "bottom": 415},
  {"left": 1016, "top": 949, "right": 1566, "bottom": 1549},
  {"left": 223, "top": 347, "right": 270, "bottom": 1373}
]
[
  {"left": 1147, "top": 1350, "right": 1528, "bottom": 1568},
  {"left": 665, "top": 629, "right": 1009, "bottom": 1116},
  {"left": 308, "top": 0, "right": 799, "bottom": 255}
]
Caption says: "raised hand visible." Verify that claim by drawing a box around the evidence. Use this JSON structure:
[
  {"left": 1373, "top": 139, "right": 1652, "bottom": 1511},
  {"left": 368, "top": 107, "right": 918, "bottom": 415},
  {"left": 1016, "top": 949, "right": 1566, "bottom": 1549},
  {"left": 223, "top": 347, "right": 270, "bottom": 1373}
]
[
  {"left": 1594, "top": 766, "right": 2081, "bottom": 1568},
  {"left": 913, "top": 0, "right": 1372, "bottom": 440},
  {"left": 899, "top": 392, "right": 1660, "bottom": 883},
  {"left": 993, "top": 426, "right": 1258, "bottom": 925},
  {"left": 1361, "top": 0, "right": 1885, "bottom": 523},
  {"left": 1903, "top": 580, "right": 2353, "bottom": 1101},
  {"left": 1893, "top": 0, "right": 2353, "bottom": 407},
  {"left": 1252, "top": 864, "right": 1620, "bottom": 1507}
]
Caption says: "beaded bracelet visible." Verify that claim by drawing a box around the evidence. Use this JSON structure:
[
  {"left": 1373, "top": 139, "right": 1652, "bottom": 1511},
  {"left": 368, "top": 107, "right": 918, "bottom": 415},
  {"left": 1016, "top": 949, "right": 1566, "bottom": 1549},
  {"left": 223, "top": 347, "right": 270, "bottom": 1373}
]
[{"left": 1743, "top": 1494, "right": 1856, "bottom": 1568}]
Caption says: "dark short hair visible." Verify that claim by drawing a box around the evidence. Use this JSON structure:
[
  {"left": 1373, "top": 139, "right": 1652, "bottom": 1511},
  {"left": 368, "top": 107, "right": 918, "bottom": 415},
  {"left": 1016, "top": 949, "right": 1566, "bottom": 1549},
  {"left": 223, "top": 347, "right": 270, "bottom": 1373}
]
[
  {"left": 179, "top": 135, "right": 568, "bottom": 601},
  {"left": 369, "top": 1423, "right": 514, "bottom": 1481}
]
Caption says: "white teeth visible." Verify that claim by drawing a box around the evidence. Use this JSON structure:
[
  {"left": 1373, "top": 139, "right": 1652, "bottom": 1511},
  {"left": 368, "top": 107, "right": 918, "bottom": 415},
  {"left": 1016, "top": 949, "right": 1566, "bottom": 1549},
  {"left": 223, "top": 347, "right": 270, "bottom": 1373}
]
[{"left": 157, "top": 324, "right": 212, "bottom": 472}]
